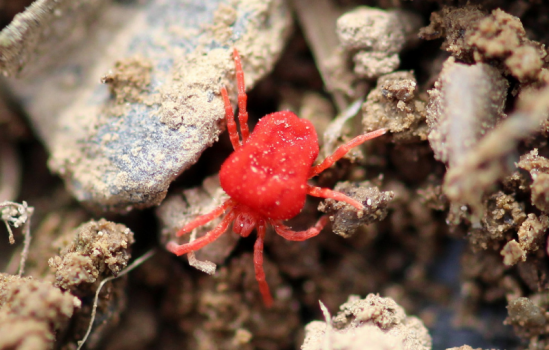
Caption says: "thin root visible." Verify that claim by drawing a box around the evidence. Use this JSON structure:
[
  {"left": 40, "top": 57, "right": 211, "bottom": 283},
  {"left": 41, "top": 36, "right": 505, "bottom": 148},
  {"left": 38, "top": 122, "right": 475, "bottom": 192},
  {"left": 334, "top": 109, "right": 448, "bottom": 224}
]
[
  {"left": 319, "top": 300, "right": 333, "bottom": 350},
  {"left": 1, "top": 200, "right": 34, "bottom": 276},
  {"left": 76, "top": 249, "right": 156, "bottom": 350}
]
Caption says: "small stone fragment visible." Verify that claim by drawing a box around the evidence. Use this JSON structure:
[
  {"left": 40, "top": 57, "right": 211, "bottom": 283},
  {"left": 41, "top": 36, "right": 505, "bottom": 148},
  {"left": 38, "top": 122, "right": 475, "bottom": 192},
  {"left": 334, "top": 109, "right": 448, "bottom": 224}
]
[
  {"left": 519, "top": 214, "right": 549, "bottom": 252},
  {"left": 7, "top": 0, "right": 292, "bottom": 211},
  {"left": 302, "top": 294, "right": 432, "bottom": 350},
  {"left": 318, "top": 181, "right": 394, "bottom": 238},
  {"left": 336, "top": 6, "right": 422, "bottom": 79},
  {"left": 468, "top": 9, "right": 545, "bottom": 81},
  {"left": 483, "top": 191, "right": 526, "bottom": 241},
  {"left": 426, "top": 57, "right": 508, "bottom": 166},
  {"left": 465, "top": 191, "right": 526, "bottom": 251},
  {"left": 517, "top": 149, "right": 549, "bottom": 213},
  {"left": 420, "top": 6, "right": 546, "bottom": 82},
  {"left": 352, "top": 51, "right": 400, "bottom": 80},
  {"left": 362, "top": 71, "right": 427, "bottom": 142},
  {"left": 419, "top": 6, "right": 485, "bottom": 59},
  {"left": 442, "top": 86, "right": 549, "bottom": 220},
  {"left": 45, "top": 218, "right": 135, "bottom": 348},
  {"left": 48, "top": 219, "right": 135, "bottom": 291},
  {"left": 502, "top": 171, "right": 530, "bottom": 194},
  {"left": 531, "top": 173, "right": 549, "bottom": 213},
  {"left": 0, "top": 0, "right": 109, "bottom": 77},
  {"left": 505, "top": 297, "right": 546, "bottom": 338},
  {"left": 501, "top": 240, "right": 525, "bottom": 266}
]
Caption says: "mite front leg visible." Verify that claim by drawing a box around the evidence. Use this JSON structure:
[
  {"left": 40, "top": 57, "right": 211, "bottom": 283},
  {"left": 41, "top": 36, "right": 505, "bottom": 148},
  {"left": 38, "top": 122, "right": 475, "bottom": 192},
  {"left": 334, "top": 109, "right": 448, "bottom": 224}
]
[
  {"left": 308, "top": 128, "right": 387, "bottom": 178},
  {"left": 307, "top": 185, "right": 364, "bottom": 211},
  {"left": 232, "top": 48, "right": 250, "bottom": 142},
  {"left": 221, "top": 87, "right": 241, "bottom": 150}
]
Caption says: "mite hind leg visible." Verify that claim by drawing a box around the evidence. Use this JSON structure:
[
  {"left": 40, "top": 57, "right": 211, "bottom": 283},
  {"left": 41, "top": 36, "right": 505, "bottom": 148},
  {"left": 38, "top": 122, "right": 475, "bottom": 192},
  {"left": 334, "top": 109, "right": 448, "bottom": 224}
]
[
  {"left": 167, "top": 210, "right": 237, "bottom": 256},
  {"left": 175, "top": 199, "right": 236, "bottom": 237},
  {"left": 254, "top": 220, "right": 273, "bottom": 307}
]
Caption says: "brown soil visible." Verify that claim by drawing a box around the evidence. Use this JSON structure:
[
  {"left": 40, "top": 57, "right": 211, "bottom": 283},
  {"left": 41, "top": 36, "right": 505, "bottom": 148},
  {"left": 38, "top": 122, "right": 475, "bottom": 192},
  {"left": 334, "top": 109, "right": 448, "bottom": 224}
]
[{"left": 3, "top": 1, "right": 549, "bottom": 350}]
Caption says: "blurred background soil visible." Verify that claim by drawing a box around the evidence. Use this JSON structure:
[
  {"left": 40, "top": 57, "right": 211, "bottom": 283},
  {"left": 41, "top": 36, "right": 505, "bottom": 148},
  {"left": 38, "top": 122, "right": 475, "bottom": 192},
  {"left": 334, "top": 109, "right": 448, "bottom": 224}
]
[{"left": 2, "top": 0, "right": 549, "bottom": 349}]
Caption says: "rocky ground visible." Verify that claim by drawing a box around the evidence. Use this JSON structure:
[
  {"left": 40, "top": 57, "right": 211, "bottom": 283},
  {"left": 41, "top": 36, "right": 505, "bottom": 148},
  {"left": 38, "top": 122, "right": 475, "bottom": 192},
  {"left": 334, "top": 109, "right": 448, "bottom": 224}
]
[{"left": 2, "top": 0, "right": 549, "bottom": 349}]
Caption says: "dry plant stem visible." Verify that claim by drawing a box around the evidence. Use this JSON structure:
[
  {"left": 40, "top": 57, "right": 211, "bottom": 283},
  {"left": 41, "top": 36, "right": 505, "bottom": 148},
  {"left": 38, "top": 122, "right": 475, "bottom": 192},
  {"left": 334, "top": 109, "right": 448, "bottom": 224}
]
[
  {"left": 76, "top": 249, "right": 156, "bottom": 350},
  {"left": 322, "top": 97, "right": 363, "bottom": 157},
  {"left": 1, "top": 200, "right": 33, "bottom": 276},
  {"left": 292, "top": 0, "right": 346, "bottom": 111},
  {"left": 4, "top": 251, "right": 21, "bottom": 275},
  {"left": 0, "top": 139, "right": 21, "bottom": 201},
  {"left": 444, "top": 108, "right": 548, "bottom": 221},
  {"left": 187, "top": 230, "right": 217, "bottom": 275},
  {"left": 319, "top": 300, "right": 333, "bottom": 350}
]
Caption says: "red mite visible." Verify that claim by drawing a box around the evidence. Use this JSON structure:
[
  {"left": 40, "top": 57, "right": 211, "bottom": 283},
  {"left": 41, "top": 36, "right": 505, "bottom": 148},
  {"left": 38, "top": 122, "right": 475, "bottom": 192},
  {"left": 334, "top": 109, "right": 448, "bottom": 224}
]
[{"left": 167, "top": 48, "right": 386, "bottom": 307}]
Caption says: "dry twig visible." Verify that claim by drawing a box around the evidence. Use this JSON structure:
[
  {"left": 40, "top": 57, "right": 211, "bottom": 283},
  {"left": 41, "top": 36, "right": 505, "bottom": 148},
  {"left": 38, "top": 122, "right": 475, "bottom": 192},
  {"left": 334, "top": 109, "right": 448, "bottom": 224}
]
[
  {"left": 76, "top": 249, "right": 156, "bottom": 350},
  {"left": 1, "top": 200, "right": 34, "bottom": 276},
  {"left": 187, "top": 229, "right": 217, "bottom": 275}
]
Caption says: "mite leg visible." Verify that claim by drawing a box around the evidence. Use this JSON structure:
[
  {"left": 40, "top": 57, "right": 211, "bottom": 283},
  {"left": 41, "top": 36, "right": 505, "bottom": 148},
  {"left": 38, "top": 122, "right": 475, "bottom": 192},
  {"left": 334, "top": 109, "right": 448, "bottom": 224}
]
[
  {"left": 221, "top": 87, "right": 241, "bottom": 150},
  {"left": 271, "top": 216, "right": 328, "bottom": 241},
  {"left": 308, "top": 128, "right": 387, "bottom": 178},
  {"left": 167, "top": 210, "right": 237, "bottom": 256},
  {"left": 307, "top": 185, "right": 363, "bottom": 210},
  {"left": 254, "top": 220, "right": 273, "bottom": 307},
  {"left": 232, "top": 48, "right": 250, "bottom": 143},
  {"left": 175, "top": 199, "right": 236, "bottom": 237}
]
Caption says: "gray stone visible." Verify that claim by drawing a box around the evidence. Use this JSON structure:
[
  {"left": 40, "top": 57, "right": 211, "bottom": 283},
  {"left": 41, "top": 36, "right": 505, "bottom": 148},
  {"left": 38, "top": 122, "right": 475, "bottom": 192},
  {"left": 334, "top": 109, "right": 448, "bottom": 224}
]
[{"left": 4, "top": 0, "right": 291, "bottom": 211}]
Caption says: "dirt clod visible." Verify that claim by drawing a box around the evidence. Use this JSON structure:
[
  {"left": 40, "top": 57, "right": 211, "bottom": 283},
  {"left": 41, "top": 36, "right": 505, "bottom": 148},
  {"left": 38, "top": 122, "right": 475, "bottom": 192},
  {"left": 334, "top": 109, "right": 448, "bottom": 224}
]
[
  {"left": 302, "top": 294, "right": 432, "bottom": 350},
  {"left": 517, "top": 149, "right": 549, "bottom": 213},
  {"left": 101, "top": 56, "right": 153, "bottom": 104},
  {"left": 505, "top": 297, "right": 547, "bottom": 338},
  {"left": 420, "top": 6, "right": 547, "bottom": 82},
  {"left": 48, "top": 219, "right": 134, "bottom": 292},
  {"left": 0, "top": 273, "right": 79, "bottom": 350},
  {"left": 336, "top": 6, "right": 422, "bottom": 79},
  {"left": 318, "top": 181, "right": 394, "bottom": 238},
  {"left": 362, "top": 71, "right": 427, "bottom": 142}
]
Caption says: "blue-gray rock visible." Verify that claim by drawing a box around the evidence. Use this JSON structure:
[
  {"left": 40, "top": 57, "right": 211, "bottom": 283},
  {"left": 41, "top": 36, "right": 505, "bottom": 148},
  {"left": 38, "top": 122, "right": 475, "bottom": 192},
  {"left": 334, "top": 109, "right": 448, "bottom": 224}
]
[{"left": 4, "top": 0, "right": 291, "bottom": 211}]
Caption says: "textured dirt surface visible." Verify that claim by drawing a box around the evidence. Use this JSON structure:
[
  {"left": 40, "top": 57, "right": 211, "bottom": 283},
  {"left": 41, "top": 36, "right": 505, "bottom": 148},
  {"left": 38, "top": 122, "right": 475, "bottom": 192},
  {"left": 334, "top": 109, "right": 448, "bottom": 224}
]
[
  {"left": 3, "top": 1, "right": 549, "bottom": 350},
  {"left": 0, "top": 273, "right": 80, "bottom": 350}
]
